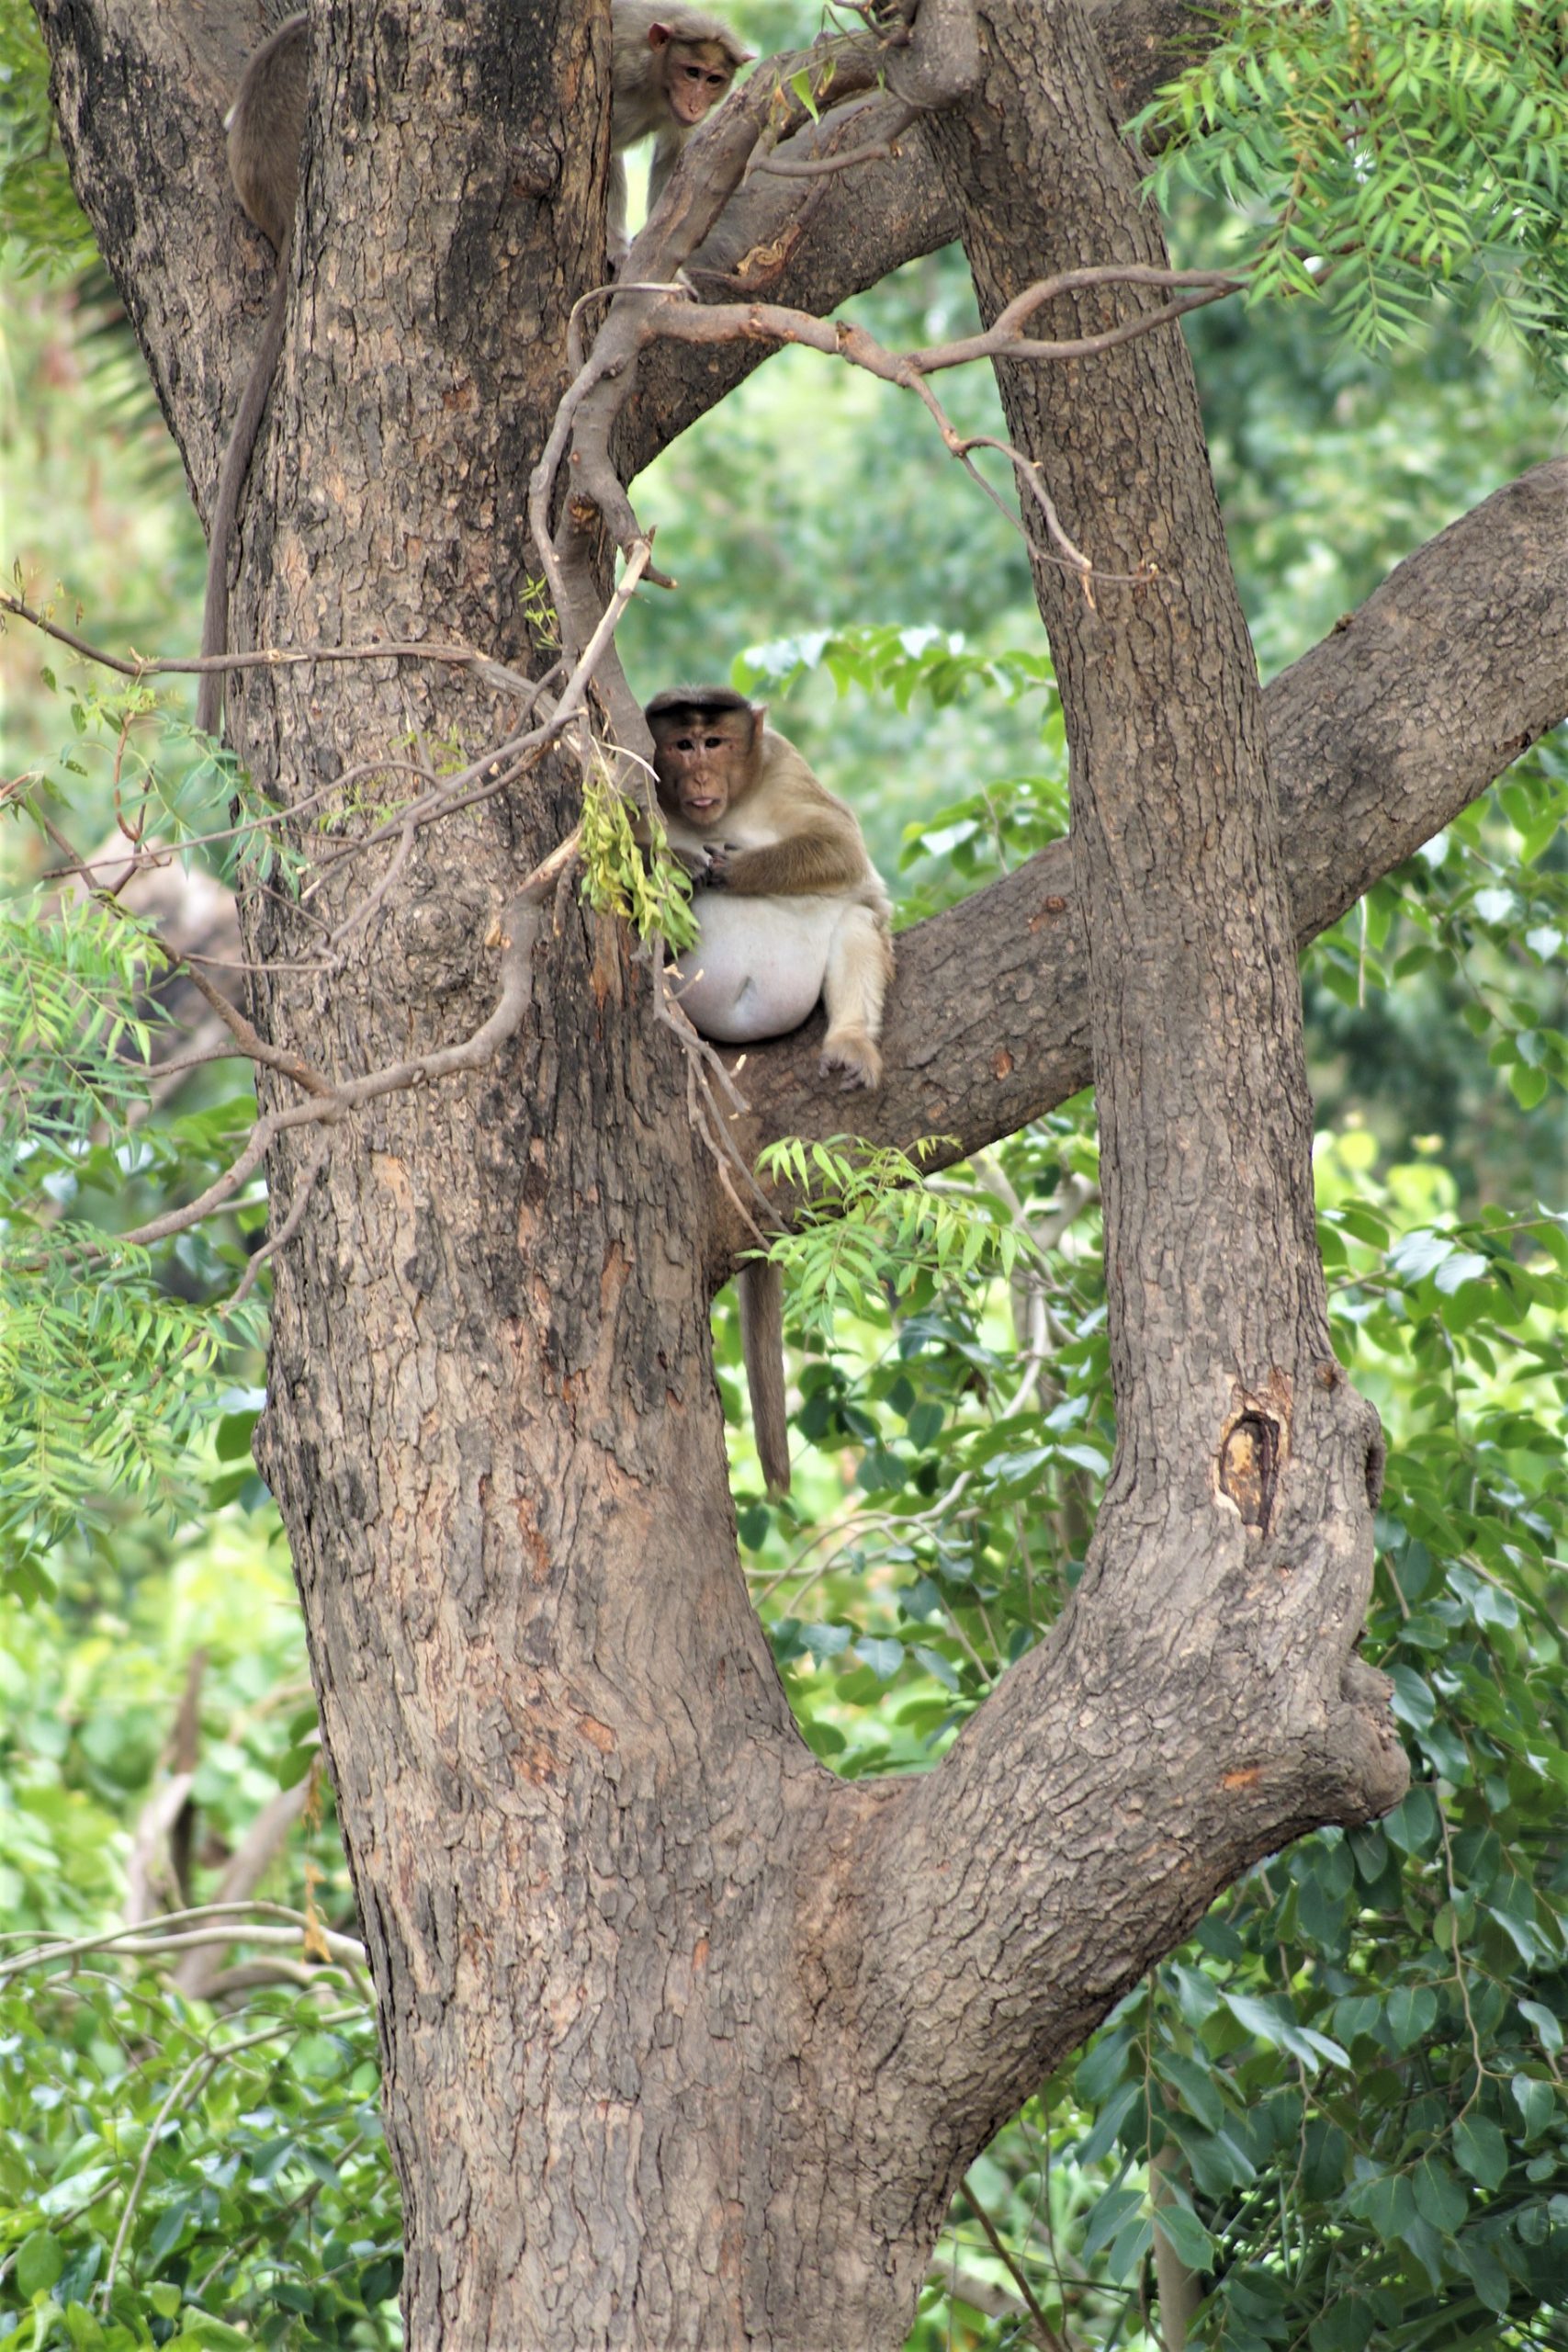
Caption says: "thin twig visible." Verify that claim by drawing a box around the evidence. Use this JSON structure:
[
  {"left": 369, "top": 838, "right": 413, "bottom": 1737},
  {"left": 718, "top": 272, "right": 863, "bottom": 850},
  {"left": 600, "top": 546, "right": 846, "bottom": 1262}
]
[
  {"left": 754, "top": 100, "right": 919, "bottom": 175},
  {"left": 0, "top": 1900, "right": 367, "bottom": 1981},
  {"left": 0, "top": 589, "right": 538, "bottom": 701},
  {"left": 964, "top": 2183, "right": 1074, "bottom": 2352},
  {"left": 227, "top": 1131, "right": 333, "bottom": 1309}
]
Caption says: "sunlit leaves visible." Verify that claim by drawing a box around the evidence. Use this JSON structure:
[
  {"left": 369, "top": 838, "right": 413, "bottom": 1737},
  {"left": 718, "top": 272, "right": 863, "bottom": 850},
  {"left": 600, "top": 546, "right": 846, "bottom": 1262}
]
[
  {"left": 756, "top": 1133, "right": 1043, "bottom": 1341},
  {"left": 0, "top": 1973, "right": 400, "bottom": 2343},
  {"left": 1139, "top": 0, "right": 1568, "bottom": 383},
  {"left": 578, "top": 756, "right": 697, "bottom": 952}
]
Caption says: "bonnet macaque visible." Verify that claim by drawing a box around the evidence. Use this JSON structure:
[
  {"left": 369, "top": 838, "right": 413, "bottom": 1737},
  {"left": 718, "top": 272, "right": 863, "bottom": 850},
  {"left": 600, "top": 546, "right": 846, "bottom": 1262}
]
[
  {"left": 609, "top": 0, "right": 752, "bottom": 260},
  {"left": 647, "top": 686, "right": 895, "bottom": 1493},
  {"left": 197, "top": 10, "right": 308, "bottom": 739}
]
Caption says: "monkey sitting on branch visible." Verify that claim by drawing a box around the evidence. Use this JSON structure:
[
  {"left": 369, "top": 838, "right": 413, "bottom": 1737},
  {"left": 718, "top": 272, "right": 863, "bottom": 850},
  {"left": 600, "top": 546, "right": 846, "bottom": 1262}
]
[
  {"left": 608, "top": 0, "right": 753, "bottom": 263},
  {"left": 647, "top": 686, "right": 895, "bottom": 1498},
  {"left": 648, "top": 686, "right": 894, "bottom": 1090}
]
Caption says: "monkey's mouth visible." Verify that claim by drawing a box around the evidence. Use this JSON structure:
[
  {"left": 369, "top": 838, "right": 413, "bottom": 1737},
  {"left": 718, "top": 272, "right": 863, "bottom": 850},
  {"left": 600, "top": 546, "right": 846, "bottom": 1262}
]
[{"left": 683, "top": 795, "right": 724, "bottom": 818}]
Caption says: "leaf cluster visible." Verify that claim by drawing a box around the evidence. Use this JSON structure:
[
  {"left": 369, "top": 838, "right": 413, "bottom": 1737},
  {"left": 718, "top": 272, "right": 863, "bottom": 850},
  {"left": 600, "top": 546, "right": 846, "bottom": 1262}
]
[
  {"left": 0, "top": 899, "right": 266, "bottom": 1577},
  {"left": 0, "top": 1977, "right": 401, "bottom": 2346},
  {"left": 1139, "top": 0, "right": 1568, "bottom": 382},
  {"left": 0, "top": 0, "right": 97, "bottom": 276},
  {"left": 577, "top": 758, "right": 698, "bottom": 955}
]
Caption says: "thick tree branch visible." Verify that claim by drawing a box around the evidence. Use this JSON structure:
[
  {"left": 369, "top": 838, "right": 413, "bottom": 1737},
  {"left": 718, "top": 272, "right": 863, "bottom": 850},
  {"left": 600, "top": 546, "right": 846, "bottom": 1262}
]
[
  {"left": 721, "top": 460, "right": 1568, "bottom": 1197},
  {"left": 620, "top": 0, "right": 1233, "bottom": 474}
]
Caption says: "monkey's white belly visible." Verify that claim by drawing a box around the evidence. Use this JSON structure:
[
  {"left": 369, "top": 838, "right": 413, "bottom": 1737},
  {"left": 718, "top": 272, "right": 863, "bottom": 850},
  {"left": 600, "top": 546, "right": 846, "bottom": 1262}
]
[{"left": 670, "top": 892, "right": 840, "bottom": 1044}]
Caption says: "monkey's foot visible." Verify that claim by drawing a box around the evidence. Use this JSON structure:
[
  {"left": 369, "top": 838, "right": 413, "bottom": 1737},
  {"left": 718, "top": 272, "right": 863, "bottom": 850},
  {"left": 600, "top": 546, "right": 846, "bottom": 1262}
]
[{"left": 820, "top": 1034, "right": 882, "bottom": 1091}]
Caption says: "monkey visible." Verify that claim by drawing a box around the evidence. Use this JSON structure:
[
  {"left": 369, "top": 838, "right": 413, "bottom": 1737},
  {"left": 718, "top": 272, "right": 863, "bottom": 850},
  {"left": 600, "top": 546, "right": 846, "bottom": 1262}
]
[
  {"left": 608, "top": 0, "right": 752, "bottom": 263},
  {"left": 196, "top": 12, "right": 308, "bottom": 740},
  {"left": 647, "top": 687, "right": 894, "bottom": 1088},
  {"left": 646, "top": 686, "right": 895, "bottom": 1495}
]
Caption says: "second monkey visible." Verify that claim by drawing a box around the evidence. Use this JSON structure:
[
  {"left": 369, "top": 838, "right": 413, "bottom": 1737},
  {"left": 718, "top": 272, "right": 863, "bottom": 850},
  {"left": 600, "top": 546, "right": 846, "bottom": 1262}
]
[
  {"left": 198, "top": 5, "right": 751, "bottom": 739},
  {"left": 608, "top": 0, "right": 752, "bottom": 261}
]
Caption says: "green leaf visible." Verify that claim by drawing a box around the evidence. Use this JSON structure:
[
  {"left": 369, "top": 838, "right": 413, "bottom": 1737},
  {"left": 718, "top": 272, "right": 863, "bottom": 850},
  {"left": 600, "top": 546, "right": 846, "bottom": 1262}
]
[
  {"left": 1080, "top": 2183, "right": 1144, "bottom": 2262},
  {"left": 1384, "top": 1984, "right": 1438, "bottom": 2049},
  {"left": 16, "top": 2229, "right": 65, "bottom": 2297},
  {"left": 1076, "top": 2079, "right": 1143, "bottom": 2169},
  {"left": 1348, "top": 2166, "right": 1416, "bottom": 2244},
  {"left": 1518, "top": 1997, "right": 1564, "bottom": 2055},
  {"left": 1509, "top": 2073, "right": 1556, "bottom": 2139},
  {"left": 1452, "top": 2113, "right": 1509, "bottom": 2190},
  {"left": 1152, "top": 2199, "right": 1213, "bottom": 2269},
  {"left": 1413, "top": 2154, "right": 1469, "bottom": 2234}
]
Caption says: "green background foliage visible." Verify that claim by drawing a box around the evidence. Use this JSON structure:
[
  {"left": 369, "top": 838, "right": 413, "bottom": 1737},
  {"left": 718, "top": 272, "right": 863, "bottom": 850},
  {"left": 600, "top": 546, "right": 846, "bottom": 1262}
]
[{"left": 1, "top": 0, "right": 1564, "bottom": 2342}]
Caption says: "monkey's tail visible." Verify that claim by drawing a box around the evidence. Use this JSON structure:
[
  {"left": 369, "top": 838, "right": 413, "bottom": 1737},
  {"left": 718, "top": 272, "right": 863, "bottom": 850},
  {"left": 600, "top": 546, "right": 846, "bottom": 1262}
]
[
  {"left": 197, "top": 254, "right": 291, "bottom": 740},
  {"left": 739, "top": 1258, "right": 790, "bottom": 1498}
]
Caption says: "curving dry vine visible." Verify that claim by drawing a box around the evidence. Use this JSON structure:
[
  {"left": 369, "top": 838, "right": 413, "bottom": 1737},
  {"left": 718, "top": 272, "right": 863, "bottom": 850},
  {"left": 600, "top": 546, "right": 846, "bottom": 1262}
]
[{"left": 24, "top": 0, "right": 1568, "bottom": 2340}]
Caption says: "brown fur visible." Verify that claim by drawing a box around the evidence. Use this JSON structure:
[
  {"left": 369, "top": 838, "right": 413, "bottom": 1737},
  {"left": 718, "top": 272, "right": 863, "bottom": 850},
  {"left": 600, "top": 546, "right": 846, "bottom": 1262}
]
[
  {"left": 648, "top": 686, "right": 895, "bottom": 1496},
  {"left": 607, "top": 0, "right": 751, "bottom": 258}
]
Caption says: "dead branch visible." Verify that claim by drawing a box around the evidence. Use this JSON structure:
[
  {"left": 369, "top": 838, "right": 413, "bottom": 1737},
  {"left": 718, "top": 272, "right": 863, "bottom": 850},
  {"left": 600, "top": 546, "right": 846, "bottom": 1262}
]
[
  {"left": 753, "top": 100, "right": 920, "bottom": 176},
  {"left": 538, "top": 265, "right": 1239, "bottom": 639},
  {"left": 0, "top": 589, "right": 537, "bottom": 705}
]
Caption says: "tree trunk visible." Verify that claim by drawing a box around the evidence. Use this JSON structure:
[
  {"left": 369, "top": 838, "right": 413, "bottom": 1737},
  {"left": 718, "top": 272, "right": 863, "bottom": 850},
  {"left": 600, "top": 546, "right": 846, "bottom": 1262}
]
[{"left": 35, "top": 0, "right": 1566, "bottom": 2340}]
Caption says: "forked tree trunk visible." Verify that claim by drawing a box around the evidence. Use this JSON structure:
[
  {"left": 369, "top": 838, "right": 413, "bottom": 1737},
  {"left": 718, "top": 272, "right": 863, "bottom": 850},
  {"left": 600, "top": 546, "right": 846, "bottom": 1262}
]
[{"left": 42, "top": 0, "right": 1568, "bottom": 2340}]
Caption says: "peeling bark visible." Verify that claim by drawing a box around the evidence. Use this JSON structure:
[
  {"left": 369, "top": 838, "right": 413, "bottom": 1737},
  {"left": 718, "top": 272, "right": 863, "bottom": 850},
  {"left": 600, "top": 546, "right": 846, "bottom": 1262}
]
[{"left": 29, "top": 0, "right": 1551, "bottom": 2342}]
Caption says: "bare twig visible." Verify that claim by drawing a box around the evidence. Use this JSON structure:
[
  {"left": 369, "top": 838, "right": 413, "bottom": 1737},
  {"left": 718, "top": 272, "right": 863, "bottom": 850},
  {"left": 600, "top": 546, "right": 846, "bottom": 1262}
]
[
  {"left": 0, "top": 1900, "right": 367, "bottom": 1983},
  {"left": 964, "top": 2182, "right": 1074, "bottom": 2352},
  {"left": 0, "top": 588, "right": 538, "bottom": 704},
  {"left": 227, "top": 1131, "right": 333, "bottom": 1310},
  {"left": 754, "top": 99, "right": 920, "bottom": 175}
]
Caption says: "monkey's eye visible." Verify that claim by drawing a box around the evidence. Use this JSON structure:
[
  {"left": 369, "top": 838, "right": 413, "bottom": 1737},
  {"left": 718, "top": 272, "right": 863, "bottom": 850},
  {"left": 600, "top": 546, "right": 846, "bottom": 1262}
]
[{"left": 704, "top": 735, "right": 726, "bottom": 749}]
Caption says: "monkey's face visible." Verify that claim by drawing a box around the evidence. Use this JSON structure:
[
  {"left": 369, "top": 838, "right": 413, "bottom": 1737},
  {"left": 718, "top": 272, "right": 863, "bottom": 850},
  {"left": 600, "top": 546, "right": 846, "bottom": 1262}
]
[
  {"left": 654, "top": 32, "right": 739, "bottom": 128},
  {"left": 650, "top": 708, "right": 758, "bottom": 827}
]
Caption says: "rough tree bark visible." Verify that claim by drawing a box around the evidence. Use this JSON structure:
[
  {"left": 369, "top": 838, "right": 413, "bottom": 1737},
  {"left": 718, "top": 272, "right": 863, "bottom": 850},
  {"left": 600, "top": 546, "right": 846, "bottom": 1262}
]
[{"left": 29, "top": 0, "right": 1567, "bottom": 2342}]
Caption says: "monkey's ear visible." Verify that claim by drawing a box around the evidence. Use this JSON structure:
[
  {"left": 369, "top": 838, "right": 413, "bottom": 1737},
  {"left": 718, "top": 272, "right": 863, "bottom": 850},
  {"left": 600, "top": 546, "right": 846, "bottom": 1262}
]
[
  {"left": 749, "top": 702, "right": 767, "bottom": 742},
  {"left": 648, "top": 20, "right": 673, "bottom": 44}
]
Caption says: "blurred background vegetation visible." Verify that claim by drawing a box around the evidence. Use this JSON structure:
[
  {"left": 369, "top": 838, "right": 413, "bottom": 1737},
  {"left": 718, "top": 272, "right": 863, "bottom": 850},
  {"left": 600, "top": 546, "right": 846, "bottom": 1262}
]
[{"left": 2, "top": 0, "right": 1565, "bottom": 2344}]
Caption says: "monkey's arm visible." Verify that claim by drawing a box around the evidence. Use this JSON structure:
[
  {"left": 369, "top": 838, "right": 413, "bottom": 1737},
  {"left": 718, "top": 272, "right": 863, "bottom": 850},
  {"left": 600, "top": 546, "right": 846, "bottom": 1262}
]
[
  {"left": 647, "top": 129, "right": 682, "bottom": 216},
  {"left": 706, "top": 820, "right": 867, "bottom": 899}
]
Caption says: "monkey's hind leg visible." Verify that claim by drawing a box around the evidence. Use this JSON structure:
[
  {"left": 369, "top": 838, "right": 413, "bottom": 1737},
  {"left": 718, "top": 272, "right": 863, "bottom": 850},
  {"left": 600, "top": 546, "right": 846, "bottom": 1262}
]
[{"left": 819, "top": 905, "right": 893, "bottom": 1091}]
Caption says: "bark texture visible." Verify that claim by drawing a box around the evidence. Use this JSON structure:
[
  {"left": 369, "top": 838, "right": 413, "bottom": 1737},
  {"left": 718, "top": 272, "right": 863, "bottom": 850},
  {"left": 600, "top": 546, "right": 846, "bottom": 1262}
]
[{"left": 31, "top": 0, "right": 1554, "bottom": 2342}]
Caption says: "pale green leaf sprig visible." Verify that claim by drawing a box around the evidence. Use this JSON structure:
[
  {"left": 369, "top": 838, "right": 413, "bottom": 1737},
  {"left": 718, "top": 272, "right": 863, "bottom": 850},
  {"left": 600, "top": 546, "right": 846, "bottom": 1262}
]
[
  {"left": 577, "top": 758, "right": 698, "bottom": 956},
  {"left": 0, "top": 899, "right": 165, "bottom": 1165},
  {"left": 7, "top": 669, "right": 304, "bottom": 894},
  {"left": 1137, "top": 0, "right": 1568, "bottom": 379},
  {"left": 0, "top": 899, "right": 267, "bottom": 1566},
  {"left": 755, "top": 1135, "right": 1043, "bottom": 1346},
  {"left": 0, "top": 1230, "right": 267, "bottom": 1566}
]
